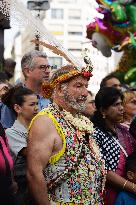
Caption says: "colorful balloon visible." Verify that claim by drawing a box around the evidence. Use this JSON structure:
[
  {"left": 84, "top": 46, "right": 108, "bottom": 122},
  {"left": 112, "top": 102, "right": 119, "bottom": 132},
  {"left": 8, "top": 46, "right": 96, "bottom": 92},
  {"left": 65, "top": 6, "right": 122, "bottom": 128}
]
[
  {"left": 125, "top": 67, "right": 136, "bottom": 83},
  {"left": 92, "top": 32, "right": 112, "bottom": 57},
  {"left": 87, "top": 0, "right": 136, "bottom": 53},
  {"left": 86, "top": 0, "right": 136, "bottom": 86}
]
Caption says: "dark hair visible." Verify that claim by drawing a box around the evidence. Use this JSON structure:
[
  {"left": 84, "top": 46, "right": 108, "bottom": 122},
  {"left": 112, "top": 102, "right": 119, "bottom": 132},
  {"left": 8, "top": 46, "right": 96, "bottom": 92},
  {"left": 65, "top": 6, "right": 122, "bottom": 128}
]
[
  {"left": 2, "top": 86, "right": 34, "bottom": 115},
  {"left": 0, "top": 72, "right": 8, "bottom": 82},
  {"left": 92, "top": 87, "right": 123, "bottom": 131},
  {"left": 126, "top": 151, "right": 136, "bottom": 172},
  {"left": 4, "top": 58, "right": 16, "bottom": 80},
  {"left": 100, "top": 73, "right": 120, "bottom": 88},
  {"left": 4, "top": 58, "right": 16, "bottom": 69},
  {"left": 129, "top": 117, "right": 136, "bottom": 139}
]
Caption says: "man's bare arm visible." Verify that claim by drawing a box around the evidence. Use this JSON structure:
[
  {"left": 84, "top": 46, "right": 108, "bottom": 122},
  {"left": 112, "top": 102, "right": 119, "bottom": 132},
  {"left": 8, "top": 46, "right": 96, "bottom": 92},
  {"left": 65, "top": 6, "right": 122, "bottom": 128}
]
[{"left": 27, "top": 115, "right": 55, "bottom": 205}]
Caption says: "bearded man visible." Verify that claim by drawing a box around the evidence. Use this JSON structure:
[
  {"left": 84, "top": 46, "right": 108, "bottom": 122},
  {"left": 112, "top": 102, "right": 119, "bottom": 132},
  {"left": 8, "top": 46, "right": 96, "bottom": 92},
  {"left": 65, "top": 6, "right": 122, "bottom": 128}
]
[{"left": 27, "top": 65, "right": 106, "bottom": 205}]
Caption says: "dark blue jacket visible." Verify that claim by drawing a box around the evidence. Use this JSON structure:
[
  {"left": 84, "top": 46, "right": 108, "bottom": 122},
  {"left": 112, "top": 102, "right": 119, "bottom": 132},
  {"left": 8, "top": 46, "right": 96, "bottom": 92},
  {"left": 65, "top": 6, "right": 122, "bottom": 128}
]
[{"left": 115, "top": 191, "right": 136, "bottom": 205}]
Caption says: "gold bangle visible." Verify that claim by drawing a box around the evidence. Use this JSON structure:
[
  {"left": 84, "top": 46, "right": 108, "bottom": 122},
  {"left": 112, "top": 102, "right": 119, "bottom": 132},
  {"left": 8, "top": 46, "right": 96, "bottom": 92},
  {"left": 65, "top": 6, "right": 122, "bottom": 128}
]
[
  {"left": 123, "top": 180, "right": 128, "bottom": 189},
  {"left": 132, "top": 183, "right": 135, "bottom": 190}
]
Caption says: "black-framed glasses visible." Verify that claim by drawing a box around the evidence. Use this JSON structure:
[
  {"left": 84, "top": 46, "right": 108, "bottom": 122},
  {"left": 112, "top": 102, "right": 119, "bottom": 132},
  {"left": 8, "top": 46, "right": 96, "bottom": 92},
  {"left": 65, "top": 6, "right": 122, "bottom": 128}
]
[{"left": 38, "top": 65, "right": 57, "bottom": 71}]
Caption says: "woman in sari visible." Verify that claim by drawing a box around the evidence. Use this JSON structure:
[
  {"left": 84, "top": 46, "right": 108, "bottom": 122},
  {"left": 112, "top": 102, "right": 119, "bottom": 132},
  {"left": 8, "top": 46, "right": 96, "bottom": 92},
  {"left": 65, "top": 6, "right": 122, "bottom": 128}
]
[{"left": 92, "top": 87, "right": 136, "bottom": 205}]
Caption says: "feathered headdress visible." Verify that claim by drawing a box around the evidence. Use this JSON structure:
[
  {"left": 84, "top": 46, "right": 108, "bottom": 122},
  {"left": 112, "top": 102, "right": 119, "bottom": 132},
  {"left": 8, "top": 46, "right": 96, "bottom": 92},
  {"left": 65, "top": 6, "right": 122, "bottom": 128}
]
[{"left": 42, "top": 61, "right": 93, "bottom": 99}]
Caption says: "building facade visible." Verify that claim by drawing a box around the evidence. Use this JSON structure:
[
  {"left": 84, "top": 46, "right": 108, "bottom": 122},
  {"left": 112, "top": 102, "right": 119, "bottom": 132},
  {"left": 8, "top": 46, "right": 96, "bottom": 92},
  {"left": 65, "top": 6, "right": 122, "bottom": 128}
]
[{"left": 9, "top": 0, "right": 121, "bottom": 92}]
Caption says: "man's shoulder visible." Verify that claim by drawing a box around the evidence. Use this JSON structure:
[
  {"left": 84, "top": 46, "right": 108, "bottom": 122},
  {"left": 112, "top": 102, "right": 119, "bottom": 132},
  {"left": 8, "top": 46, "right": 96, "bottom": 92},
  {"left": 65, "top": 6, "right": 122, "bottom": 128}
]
[{"left": 29, "top": 110, "right": 54, "bottom": 131}]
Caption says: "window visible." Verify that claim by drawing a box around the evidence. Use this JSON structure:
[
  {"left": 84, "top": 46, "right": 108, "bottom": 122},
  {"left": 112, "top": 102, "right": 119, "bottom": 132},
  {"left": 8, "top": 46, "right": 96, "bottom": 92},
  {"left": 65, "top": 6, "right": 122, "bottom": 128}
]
[
  {"left": 49, "top": 24, "right": 64, "bottom": 35},
  {"left": 68, "top": 25, "right": 82, "bottom": 31},
  {"left": 51, "top": 9, "right": 63, "bottom": 19},
  {"left": 68, "top": 31, "right": 82, "bottom": 36},
  {"left": 68, "top": 9, "right": 81, "bottom": 20},
  {"left": 68, "top": 49, "right": 81, "bottom": 52},
  {"left": 68, "top": 41, "right": 82, "bottom": 49},
  {"left": 58, "top": 0, "right": 76, "bottom": 3},
  {"left": 49, "top": 57, "right": 62, "bottom": 68},
  {"left": 68, "top": 25, "right": 83, "bottom": 36},
  {"left": 49, "top": 24, "right": 63, "bottom": 31}
]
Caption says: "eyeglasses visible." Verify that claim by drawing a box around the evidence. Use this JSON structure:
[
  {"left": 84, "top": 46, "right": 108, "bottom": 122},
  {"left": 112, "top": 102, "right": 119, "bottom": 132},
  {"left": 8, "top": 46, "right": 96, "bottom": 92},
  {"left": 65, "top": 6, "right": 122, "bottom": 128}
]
[
  {"left": 38, "top": 65, "right": 57, "bottom": 71},
  {"left": 38, "top": 65, "right": 51, "bottom": 71}
]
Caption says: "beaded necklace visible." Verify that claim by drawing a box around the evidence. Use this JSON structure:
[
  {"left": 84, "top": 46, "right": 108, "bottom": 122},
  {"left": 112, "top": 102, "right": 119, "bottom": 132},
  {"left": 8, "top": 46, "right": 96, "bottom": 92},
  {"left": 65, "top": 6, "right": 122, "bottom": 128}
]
[
  {"left": 48, "top": 103, "right": 106, "bottom": 204},
  {"left": 49, "top": 103, "right": 106, "bottom": 188},
  {"left": 51, "top": 103, "right": 103, "bottom": 164}
]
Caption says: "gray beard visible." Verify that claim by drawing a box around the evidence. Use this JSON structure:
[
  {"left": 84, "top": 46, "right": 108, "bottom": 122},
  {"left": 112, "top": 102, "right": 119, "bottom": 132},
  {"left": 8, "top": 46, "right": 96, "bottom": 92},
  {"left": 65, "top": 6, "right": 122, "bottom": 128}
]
[{"left": 63, "top": 90, "right": 86, "bottom": 112}]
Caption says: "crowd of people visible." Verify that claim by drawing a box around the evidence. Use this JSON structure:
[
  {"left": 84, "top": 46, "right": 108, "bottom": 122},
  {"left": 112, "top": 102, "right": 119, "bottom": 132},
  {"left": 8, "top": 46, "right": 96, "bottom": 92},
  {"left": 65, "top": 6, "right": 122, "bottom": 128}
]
[{"left": 0, "top": 50, "right": 136, "bottom": 205}]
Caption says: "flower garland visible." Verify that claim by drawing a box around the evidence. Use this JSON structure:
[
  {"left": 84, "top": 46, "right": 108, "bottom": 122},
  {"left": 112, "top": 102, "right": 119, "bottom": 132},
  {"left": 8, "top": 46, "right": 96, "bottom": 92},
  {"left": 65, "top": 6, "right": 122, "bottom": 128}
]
[
  {"left": 61, "top": 108, "right": 104, "bottom": 164},
  {"left": 58, "top": 105, "right": 106, "bottom": 196},
  {"left": 62, "top": 109, "right": 93, "bottom": 133}
]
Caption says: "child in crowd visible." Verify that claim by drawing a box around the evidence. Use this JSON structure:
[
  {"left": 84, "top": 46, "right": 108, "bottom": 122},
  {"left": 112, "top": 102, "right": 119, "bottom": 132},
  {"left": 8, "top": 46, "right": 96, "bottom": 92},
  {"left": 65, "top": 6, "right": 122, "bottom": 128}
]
[{"left": 115, "top": 151, "right": 136, "bottom": 205}]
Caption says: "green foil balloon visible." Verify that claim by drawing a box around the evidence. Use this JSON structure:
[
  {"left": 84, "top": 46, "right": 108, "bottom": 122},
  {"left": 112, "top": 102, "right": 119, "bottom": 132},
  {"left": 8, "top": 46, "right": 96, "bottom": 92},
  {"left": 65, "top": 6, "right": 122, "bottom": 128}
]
[
  {"left": 125, "top": 67, "right": 136, "bottom": 83},
  {"left": 126, "top": 4, "right": 136, "bottom": 31},
  {"left": 111, "top": 2, "right": 127, "bottom": 22}
]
